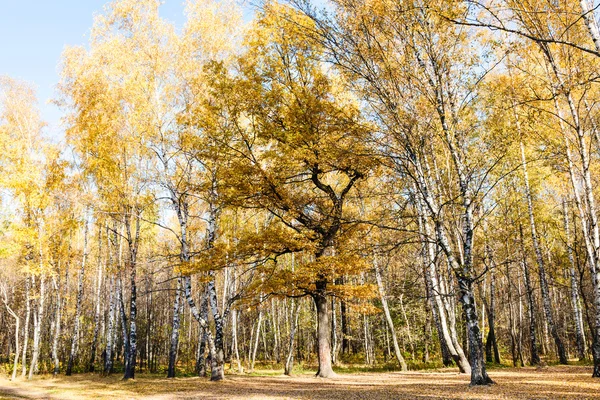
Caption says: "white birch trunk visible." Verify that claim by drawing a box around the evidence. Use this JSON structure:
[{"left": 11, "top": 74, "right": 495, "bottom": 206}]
[{"left": 374, "top": 255, "right": 407, "bottom": 371}]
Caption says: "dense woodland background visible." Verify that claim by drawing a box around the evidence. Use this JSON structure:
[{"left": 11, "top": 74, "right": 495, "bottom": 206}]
[{"left": 2, "top": 0, "right": 600, "bottom": 387}]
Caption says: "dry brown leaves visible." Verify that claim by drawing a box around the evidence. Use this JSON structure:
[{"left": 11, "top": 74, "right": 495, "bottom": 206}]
[{"left": 1, "top": 366, "right": 599, "bottom": 400}]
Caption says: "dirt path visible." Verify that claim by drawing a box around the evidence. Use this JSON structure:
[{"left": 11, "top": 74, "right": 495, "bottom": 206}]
[{"left": 1, "top": 366, "right": 599, "bottom": 399}]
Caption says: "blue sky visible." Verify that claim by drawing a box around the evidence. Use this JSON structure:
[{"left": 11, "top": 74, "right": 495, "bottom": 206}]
[
  {"left": 0, "top": 0, "right": 329, "bottom": 142},
  {"left": 0, "top": 1, "right": 189, "bottom": 141}
]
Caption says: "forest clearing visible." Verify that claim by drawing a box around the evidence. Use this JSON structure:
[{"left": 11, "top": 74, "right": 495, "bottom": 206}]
[
  {"left": 4, "top": 0, "right": 600, "bottom": 398},
  {"left": 1, "top": 366, "right": 599, "bottom": 400}
]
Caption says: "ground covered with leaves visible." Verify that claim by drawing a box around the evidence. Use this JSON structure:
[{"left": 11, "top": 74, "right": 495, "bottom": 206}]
[{"left": 1, "top": 366, "right": 599, "bottom": 399}]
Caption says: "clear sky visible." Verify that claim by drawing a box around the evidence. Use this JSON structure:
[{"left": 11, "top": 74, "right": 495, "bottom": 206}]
[
  {"left": 0, "top": 0, "right": 329, "bottom": 142},
  {"left": 0, "top": 1, "right": 189, "bottom": 142}
]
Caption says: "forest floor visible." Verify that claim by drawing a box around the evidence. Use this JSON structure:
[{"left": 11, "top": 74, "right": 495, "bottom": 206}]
[{"left": 0, "top": 365, "right": 599, "bottom": 399}]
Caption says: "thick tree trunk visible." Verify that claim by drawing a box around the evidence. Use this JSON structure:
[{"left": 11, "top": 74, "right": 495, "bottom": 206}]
[
  {"left": 374, "top": 256, "right": 407, "bottom": 371},
  {"left": 313, "top": 278, "right": 336, "bottom": 378},
  {"left": 196, "top": 288, "right": 209, "bottom": 377},
  {"left": 167, "top": 276, "right": 183, "bottom": 378},
  {"left": 458, "top": 276, "right": 492, "bottom": 385},
  {"left": 196, "top": 325, "right": 208, "bottom": 377},
  {"left": 434, "top": 217, "right": 490, "bottom": 385},
  {"left": 203, "top": 190, "right": 226, "bottom": 379},
  {"left": 67, "top": 219, "right": 89, "bottom": 376},
  {"left": 182, "top": 275, "right": 221, "bottom": 380},
  {"left": 208, "top": 278, "right": 225, "bottom": 381}
]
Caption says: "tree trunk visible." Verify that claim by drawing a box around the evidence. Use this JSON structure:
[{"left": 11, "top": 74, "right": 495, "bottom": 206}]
[
  {"left": 250, "top": 307, "right": 263, "bottom": 371},
  {"left": 563, "top": 199, "right": 587, "bottom": 360},
  {"left": 104, "top": 223, "right": 119, "bottom": 375},
  {"left": 89, "top": 226, "right": 104, "bottom": 372},
  {"left": 28, "top": 274, "right": 45, "bottom": 379},
  {"left": 374, "top": 256, "right": 407, "bottom": 371},
  {"left": 520, "top": 141, "right": 568, "bottom": 364},
  {"left": 118, "top": 277, "right": 130, "bottom": 375},
  {"left": 416, "top": 194, "right": 469, "bottom": 372},
  {"left": 423, "top": 298, "right": 431, "bottom": 363},
  {"left": 458, "top": 276, "right": 492, "bottom": 385},
  {"left": 123, "top": 213, "right": 140, "bottom": 380},
  {"left": 196, "top": 287, "right": 209, "bottom": 377},
  {"left": 285, "top": 300, "right": 300, "bottom": 375},
  {"left": 1, "top": 285, "right": 19, "bottom": 381},
  {"left": 363, "top": 313, "right": 372, "bottom": 365},
  {"left": 207, "top": 278, "right": 225, "bottom": 381},
  {"left": 428, "top": 276, "right": 452, "bottom": 366},
  {"left": 313, "top": 278, "right": 336, "bottom": 378},
  {"left": 167, "top": 276, "right": 183, "bottom": 378},
  {"left": 516, "top": 267, "right": 526, "bottom": 367},
  {"left": 272, "top": 298, "right": 281, "bottom": 364},
  {"left": 104, "top": 276, "right": 116, "bottom": 375},
  {"left": 182, "top": 275, "right": 221, "bottom": 380},
  {"left": 21, "top": 275, "right": 30, "bottom": 377},
  {"left": 519, "top": 224, "right": 541, "bottom": 365},
  {"left": 507, "top": 258, "right": 518, "bottom": 367},
  {"left": 67, "top": 219, "right": 89, "bottom": 376},
  {"left": 125, "top": 265, "right": 137, "bottom": 380},
  {"left": 484, "top": 250, "right": 500, "bottom": 364},
  {"left": 331, "top": 297, "right": 337, "bottom": 365},
  {"left": 422, "top": 242, "right": 452, "bottom": 366},
  {"left": 51, "top": 274, "right": 62, "bottom": 375},
  {"left": 540, "top": 43, "right": 600, "bottom": 375},
  {"left": 341, "top": 297, "right": 349, "bottom": 355},
  {"left": 580, "top": 0, "right": 600, "bottom": 53},
  {"left": 433, "top": 216, "right": 490, "bottom": 385},
  {"left": 399, "top": 293, "right": 415, "bottom": 360},
  {"left": 231, "top": 308, "right": 243, "bottom": 373},
  {"left": 11, "top": 315, "right": 20, "bottom": 381},
  {"left": 196, "top": 325, "right": 208, "bottom": 377}
]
